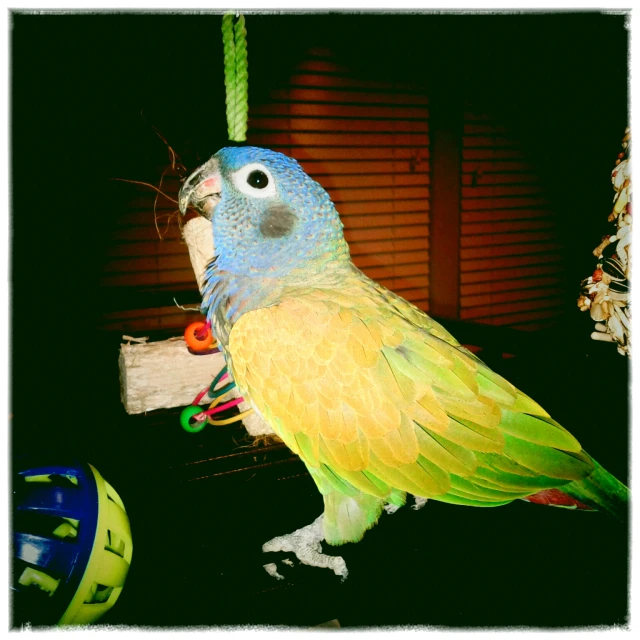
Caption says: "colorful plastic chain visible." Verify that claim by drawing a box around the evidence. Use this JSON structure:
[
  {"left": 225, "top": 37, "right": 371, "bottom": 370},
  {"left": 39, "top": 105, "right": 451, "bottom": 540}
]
[
  {"left": 180, "top": 327, "right": 254, "bottom": 433},
  {"left": 184, "top": 321, "right": 219, "bottom": 355}
]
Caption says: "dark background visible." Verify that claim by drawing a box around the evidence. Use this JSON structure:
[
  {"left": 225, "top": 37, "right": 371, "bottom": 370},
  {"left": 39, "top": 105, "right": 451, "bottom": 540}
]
[{"left": 11, "top": 11, "right": 629, "bottom": 629}]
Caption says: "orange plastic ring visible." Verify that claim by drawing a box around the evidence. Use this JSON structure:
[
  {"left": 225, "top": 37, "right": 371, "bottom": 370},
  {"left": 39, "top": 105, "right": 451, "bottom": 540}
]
[{"left": 184, "top": 322, "right": 214, "bottom": 351}]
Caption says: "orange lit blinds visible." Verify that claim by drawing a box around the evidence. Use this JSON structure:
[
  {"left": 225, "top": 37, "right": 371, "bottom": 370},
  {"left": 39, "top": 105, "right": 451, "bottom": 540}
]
[
  {"left": 247, "top": 48, "right": 431, "bottom": 312},
  {"left": 459, "top": 107, "right": 567, "bottom": 330}
]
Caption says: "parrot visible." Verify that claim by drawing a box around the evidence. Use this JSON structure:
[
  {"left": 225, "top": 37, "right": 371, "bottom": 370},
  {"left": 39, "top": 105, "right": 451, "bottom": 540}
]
[{"left": 178, "top": 146, "right": 629, "bottom": 579}]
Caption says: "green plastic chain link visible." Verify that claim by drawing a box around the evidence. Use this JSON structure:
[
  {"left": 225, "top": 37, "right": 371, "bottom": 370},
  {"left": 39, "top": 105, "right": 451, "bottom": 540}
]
[{"left": 222, "top": 13, "right": 248, "bottom": 142}]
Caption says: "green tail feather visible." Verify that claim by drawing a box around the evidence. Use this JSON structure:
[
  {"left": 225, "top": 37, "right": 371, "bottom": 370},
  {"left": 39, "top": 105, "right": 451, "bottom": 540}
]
[{"left": 562, "top": 459, "right": 629, "bottom": 521}]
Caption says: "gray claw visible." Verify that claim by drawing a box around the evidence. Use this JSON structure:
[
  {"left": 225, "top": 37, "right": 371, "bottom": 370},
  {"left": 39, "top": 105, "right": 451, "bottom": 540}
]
[{"left": 262, "top": 515, "right": 348, "bottom": 580}]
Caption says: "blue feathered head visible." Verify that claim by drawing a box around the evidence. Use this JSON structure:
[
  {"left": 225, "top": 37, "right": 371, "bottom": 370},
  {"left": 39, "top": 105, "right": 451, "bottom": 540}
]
[{"left": 179, "top": 146, "right": 349, "bottom": 277}]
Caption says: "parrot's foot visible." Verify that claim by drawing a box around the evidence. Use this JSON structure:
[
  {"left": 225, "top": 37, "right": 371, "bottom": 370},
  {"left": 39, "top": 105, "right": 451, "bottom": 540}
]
[
  {"left": 262, "top": 563, "right": 285, "bottom": 580},
  {"left": 262, "top": 515, "right": 348, "bottom": 580},
  {"left": 384, "top": 503, "right": 401, "bottom": 515},
  {"left": 412, "top": 495, "right": 428, "bottom": 510}
]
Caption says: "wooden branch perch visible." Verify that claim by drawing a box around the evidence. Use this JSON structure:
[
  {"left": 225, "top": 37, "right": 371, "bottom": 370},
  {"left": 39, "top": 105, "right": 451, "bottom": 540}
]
[{"left": 119, "top": 336, "right": 225, "bottom": 414}]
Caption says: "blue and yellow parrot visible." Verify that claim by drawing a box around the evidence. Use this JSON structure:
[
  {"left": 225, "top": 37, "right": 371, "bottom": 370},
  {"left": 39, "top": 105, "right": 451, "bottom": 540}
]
[{"left": 179, "top": 146, "right": 628, "bottom": 578}]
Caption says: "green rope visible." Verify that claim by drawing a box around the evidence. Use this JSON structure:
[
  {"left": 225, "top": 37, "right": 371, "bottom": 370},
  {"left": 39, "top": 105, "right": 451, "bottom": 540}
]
[
  {"left": 221, "top": 14, "right": 236, "bottom": 140},
  {"left": 222, "top": 12, "right": 248, "bottom": 142}
]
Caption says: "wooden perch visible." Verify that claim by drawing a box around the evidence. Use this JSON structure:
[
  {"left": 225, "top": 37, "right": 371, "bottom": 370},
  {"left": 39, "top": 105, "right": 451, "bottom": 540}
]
[
  {"left": 182, "top": 216, "right": 215, "bottom": 292},
  {"left": 118, "top": 216, "right": 275, "bottom": 436},
  {"left": 119, "top": 336, "right": 225, "bottom": 414}
]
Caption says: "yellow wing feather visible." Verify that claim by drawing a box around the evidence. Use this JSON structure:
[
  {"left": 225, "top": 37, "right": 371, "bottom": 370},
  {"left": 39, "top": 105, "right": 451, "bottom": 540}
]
[{"left": 227, "top": 282, "right": 590, "bottom": 504}]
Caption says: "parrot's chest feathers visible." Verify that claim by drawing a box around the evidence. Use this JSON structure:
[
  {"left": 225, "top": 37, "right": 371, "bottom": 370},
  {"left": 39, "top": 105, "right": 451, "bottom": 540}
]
[
  {"left": 202, "top": 263, "right": 284, "bottom": 348},
  {"left": 202, "top": 257, "right": 359, "bottom": 349}
]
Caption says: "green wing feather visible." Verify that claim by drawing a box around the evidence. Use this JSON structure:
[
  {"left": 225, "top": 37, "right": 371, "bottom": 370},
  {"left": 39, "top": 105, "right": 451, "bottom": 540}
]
[{"left": 228, "top": 269, "right": 629, "bottom": 544}]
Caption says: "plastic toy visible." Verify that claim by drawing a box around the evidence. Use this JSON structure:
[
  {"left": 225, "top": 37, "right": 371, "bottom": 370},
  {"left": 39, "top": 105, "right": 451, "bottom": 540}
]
[
  {"left": 12, "top": 459, "right": 133, "bottom": 626},
  {"left": 180, "top": 364, "right": 254, "bottom": 433},
  {"left": 184, "top": 321, "right": 216, "bottom": 353}
]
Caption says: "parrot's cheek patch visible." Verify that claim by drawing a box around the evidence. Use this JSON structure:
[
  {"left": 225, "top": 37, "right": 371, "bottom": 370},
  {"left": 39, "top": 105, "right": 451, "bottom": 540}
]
[{"left": 259, "top": 204, "right": 298, "bottom": 238}]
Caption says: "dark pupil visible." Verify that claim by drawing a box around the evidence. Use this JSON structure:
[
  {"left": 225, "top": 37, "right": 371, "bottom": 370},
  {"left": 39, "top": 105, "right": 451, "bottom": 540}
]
[{"left": 247, "top": 170, "right": 268, "bottom": 189}]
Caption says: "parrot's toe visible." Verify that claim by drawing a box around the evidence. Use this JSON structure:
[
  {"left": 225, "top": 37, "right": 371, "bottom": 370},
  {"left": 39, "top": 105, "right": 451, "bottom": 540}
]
[
  {"left": 384, "top": 503, "right": 402, "bottom": 515},
  {"left": 262, "top": 562, "right": 285, "bottom": 580},
  {"left": 262, "top": 515, "right": 349, "bottom": 580},
  {"left": 411, "top": 495, "right": 429, "bottom": 511}
]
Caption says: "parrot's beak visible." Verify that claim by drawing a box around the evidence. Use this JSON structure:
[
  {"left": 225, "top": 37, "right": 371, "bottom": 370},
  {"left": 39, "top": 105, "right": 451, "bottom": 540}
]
[{"left": 179, "top": 157, "right": 222, "bottom": 220}]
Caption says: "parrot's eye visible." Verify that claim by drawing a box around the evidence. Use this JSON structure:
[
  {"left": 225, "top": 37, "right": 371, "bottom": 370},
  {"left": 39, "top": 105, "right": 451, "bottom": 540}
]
[
  {"left": 232, "top": 162, "right": 277, "bottom": 199},
  {"left": 247, "top": 170, "right": 269, "bottom": 189}
]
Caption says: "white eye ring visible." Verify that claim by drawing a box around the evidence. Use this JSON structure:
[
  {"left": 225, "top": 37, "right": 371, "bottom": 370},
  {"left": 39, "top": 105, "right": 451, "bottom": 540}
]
[{"left": 231, "top": 162, "right": 277, "bottom": 199}]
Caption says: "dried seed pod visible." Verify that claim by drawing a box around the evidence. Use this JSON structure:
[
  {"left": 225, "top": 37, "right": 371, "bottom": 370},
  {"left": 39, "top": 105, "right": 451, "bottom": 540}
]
[
  {"left": 614, "top": 189, "right": 629, "bottom": 214},
  {"left": 590, "top": 302, "right": 608, "bottom": 322},
  {"left": 608, "top": 313, "right": 625, "bottom": 343},
  {"left": 591, "top": 331, "right": 615, "bottom": 342},
  {"left": 581, "top": 128, "right": 630, "bottom": 356},
  {"left": 577, "top": 294, "right": 591, "bottom": 311},
  {"left": 615, "top": 305, "right": 631, "bottom": 331},
  {"left": 593, "top": 236, "right": 612, "bottom": 258}
]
